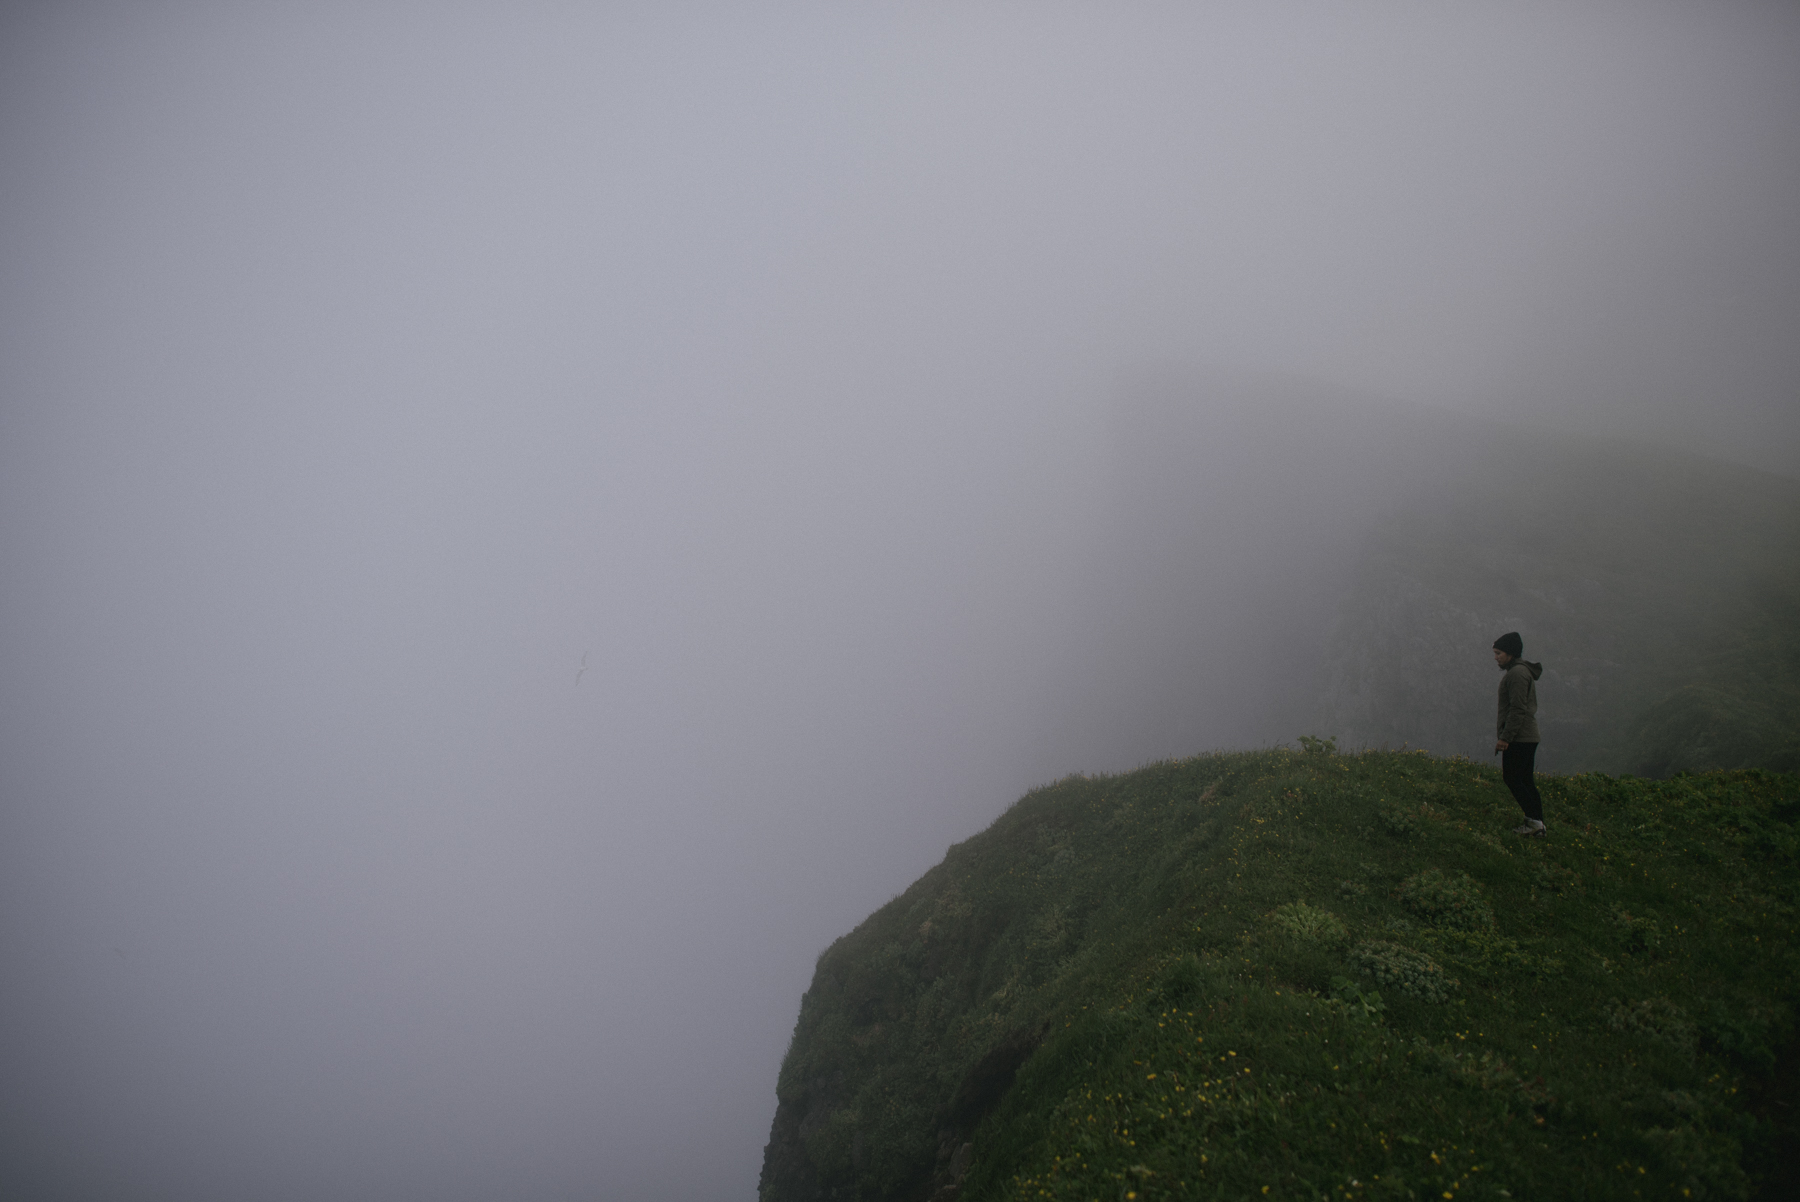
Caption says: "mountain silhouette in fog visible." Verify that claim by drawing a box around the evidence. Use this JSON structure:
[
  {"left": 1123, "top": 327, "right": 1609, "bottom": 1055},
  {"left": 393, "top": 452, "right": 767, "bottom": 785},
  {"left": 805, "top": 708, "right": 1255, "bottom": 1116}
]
[
  {"left": 1315, "top": 433, "right": 1798, "bottom": 774},
  {"left": 1049, "top": 380, "right": 1799, "bottom": 779}
]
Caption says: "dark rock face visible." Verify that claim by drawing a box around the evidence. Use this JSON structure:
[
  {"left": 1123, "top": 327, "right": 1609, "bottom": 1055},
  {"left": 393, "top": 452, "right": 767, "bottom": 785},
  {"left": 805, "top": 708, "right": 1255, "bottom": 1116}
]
[
  {"left": 937, "top": 1024, "right": 1044, "bottom": 1138},
  {"left": 756, "top": 1073, "right": 838, "bottom": 1201},
  {"left": 922, "top": 1137, "right": 971, "bottom": 1202},
  {"left": 755, "top": 1023, "right": 1045, "bottom": 1202},
  {"left": 922, "top": 1026, "right": 1044, "bottom": 1202}
]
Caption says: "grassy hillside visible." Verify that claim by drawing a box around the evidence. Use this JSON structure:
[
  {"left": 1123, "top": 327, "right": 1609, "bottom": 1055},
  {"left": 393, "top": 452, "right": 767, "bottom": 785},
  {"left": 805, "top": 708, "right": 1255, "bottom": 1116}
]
[{"left": 759, "top": 748, "right": 1797, "bottom": 1201}]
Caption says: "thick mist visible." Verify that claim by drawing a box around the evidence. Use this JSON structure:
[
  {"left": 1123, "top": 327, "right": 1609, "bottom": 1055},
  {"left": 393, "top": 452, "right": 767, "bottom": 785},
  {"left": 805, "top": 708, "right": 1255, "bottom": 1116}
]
[{"left": 3, "top": 4, "right": 1797, "bottom": 1200}]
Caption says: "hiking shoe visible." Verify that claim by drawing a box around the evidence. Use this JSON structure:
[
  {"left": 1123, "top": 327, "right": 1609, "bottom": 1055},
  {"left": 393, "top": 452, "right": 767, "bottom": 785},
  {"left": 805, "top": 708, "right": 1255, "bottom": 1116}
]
[{"left": 1512, "top": 820, "right": 1546, "bottom": 837}]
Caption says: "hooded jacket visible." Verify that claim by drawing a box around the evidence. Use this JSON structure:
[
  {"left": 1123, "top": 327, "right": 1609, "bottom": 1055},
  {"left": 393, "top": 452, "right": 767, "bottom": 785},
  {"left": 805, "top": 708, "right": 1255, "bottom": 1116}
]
[{"left": 1497, "top": 659, "right": 1543, "bottom": 744}]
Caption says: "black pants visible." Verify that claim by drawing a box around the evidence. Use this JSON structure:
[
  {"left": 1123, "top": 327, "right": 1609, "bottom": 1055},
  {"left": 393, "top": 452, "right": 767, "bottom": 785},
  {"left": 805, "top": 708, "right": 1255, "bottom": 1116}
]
[{"left": 1502, "top": 742, "right": 1543, "bottom": 822}]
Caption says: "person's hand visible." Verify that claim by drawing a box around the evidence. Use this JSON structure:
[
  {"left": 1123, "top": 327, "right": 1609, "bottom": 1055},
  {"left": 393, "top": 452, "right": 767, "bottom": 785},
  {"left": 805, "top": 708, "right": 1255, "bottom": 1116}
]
[{"left": 1495, "top": 740, "right": 1509, "bottom": 753}]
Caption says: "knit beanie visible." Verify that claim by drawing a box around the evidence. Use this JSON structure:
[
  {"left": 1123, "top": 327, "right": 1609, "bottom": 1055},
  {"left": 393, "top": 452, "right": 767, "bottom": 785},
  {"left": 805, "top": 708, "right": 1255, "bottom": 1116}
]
[{"left": 1493, "top": 631, "right": 1524, "bottom": 659}]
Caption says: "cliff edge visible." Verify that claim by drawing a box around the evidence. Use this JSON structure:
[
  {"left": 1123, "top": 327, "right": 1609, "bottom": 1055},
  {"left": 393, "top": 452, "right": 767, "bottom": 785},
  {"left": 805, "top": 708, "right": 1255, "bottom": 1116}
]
[{"left": 760, "top": 749, "right": 1797, "bottom": 1200}]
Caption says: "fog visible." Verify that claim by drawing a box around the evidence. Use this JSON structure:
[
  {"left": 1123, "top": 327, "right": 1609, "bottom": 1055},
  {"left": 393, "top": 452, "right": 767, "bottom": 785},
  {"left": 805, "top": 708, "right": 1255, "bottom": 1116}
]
[{"left": 3, "top": 3, "right": 1796, "bottom": 1199}]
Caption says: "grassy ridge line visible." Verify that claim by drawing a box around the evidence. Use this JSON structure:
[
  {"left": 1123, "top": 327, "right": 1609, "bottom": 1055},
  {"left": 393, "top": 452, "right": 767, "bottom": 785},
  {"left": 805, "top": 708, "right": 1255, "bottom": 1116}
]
[{"left": 759, "top": 749, "right": 1798, "bottom": 1202}]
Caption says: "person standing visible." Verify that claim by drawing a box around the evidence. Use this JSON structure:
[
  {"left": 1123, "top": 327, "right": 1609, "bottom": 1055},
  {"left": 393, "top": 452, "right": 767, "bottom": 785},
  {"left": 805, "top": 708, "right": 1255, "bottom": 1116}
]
[{"left": 1493, "top": 631, "right": 1546, "bottom": 836}]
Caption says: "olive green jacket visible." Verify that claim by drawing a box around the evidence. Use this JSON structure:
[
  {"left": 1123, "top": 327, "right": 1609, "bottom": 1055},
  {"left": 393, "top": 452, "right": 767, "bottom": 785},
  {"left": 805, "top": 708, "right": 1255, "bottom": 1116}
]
[{"left": 1497, "top": 659, "right": 1543, "bottom": 744}]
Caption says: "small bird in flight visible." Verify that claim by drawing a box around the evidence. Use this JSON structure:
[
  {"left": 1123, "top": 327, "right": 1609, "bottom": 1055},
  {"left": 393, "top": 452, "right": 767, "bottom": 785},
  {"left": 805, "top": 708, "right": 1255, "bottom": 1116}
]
[{"left": 575, "top": 651, "right": 589, "bottom": 687}]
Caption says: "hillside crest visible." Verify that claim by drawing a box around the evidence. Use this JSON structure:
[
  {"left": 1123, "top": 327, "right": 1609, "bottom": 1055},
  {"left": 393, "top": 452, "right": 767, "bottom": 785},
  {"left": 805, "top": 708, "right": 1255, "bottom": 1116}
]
[{"left": 760, "top": 749, "right": 1797, "bottom": 1201}]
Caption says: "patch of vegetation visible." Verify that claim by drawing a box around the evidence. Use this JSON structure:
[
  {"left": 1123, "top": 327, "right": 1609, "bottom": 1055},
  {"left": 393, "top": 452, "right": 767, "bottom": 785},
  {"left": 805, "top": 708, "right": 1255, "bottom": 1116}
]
[
  {"left": 1398, "top": 868, "right": 1495, "bottom": 932},
  {"left": 760, "top": 750, "right": 1799, "bottom": 1201},
  {"left": 1269, "top": 902, "right": 1349, "bottom": 945},
  {"left": 1605, "top": 996, "right": 1696, "bottom": 1057},
  {"left": 1350, "top": 940, "right": 1456, "bottom": 1004}
]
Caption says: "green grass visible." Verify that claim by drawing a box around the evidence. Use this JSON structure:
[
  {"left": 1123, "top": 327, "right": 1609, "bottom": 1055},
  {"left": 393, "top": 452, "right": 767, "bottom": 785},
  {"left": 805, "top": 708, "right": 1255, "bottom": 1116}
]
[{"left": 760, "top": 748, "right": 1798, "bottom": 1201}]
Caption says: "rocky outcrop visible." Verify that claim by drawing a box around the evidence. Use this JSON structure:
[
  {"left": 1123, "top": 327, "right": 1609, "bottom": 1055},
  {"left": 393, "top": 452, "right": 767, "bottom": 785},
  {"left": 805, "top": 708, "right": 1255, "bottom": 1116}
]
[
  {"left": 756, "top": 1023, "right": 1045, "bottom": 1202},
  {"left": 757, "top": 1070, "right": 845, "bottom": 1201}
]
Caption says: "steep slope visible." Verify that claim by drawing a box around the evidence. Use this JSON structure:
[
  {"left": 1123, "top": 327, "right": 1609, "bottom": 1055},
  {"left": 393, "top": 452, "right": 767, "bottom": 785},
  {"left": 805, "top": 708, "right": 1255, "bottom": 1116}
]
[{"left": 760, "top": 750, "right": 1797, "bottom": 1200}]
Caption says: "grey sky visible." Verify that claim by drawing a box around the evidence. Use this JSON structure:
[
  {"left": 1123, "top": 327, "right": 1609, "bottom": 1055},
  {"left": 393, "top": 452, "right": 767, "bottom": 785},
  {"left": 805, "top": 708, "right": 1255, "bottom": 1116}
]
[{"left": 3, "top": 3, "right": 1797, "bottom": 1200}]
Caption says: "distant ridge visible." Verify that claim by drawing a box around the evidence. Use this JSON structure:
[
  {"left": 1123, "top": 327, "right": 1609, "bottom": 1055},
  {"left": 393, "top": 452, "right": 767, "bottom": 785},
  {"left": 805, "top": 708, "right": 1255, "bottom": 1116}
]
[
  {"left": 1312, "top": 433, "right": 1800, "bottom": 774},
  {"left": 1054, "top": 384, "right": 1799, "bottom": 778}
]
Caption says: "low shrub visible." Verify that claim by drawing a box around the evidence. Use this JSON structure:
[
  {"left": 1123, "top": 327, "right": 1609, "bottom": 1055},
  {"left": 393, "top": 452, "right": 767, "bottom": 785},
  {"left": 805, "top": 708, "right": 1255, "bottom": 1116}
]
[
  {"left": 1351, "top": 940, "right": 1456, "bottom": 1003},
  {"left": 1612, "top": 905, "right": 1662, "bottom": 956},
  {"left": 1268, "top": 900, "right": 1348, "bottom": 944},
  {"left": 1328, "top": 974, "right": 1386, "bottom": 1022},
  {"left": 1377, "top": 801, "right": 1418, "bottom": 837},
  {"left": 1606, "top": 996, "right": 1696, "bottom": 1056},
  {"left": 1398, "top": 867, "right": 1495, "bottom": 931}
]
